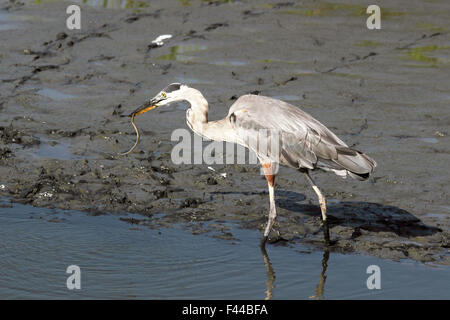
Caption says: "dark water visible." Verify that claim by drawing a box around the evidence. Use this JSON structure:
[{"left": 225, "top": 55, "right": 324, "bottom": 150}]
[{"left": 0, "top": 198, "right": 448, "bottom": 299}]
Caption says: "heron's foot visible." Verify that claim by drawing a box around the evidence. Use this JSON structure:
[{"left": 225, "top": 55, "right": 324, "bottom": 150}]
[
  {"left": 260, "top": 228, "right": 288, "bottom": 247},
  {"left": 260, "top": 236, "right": 268, "bottom": 248}
]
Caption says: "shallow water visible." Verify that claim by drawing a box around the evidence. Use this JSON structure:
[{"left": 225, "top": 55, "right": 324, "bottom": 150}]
[
  {"left": 31, "top": 138, "right": 79, "bottom": 160},
  {"left": 13, "top": 135, "right": 85, "bottom": 161},
  {"left": 418, "top": 137, "right": 439, "bottom": 144},
  {"left": 0, "top": 199, "right": 448, "bottom": 299},
  {"left": 37, "top": 88, "right": 76, "bottom": 101},
  {"left": 0, "top": 12, "right": 22, "bottom": 31}
]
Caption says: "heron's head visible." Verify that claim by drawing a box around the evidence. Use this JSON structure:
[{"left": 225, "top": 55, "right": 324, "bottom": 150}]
[{"left": 131, "top": 83, "right": 189, "bottom": 116}]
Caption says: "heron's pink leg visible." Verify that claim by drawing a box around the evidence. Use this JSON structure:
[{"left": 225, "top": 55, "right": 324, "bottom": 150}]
[
  {"left": 303, "top": 170, "right": 330, "bottom": 244},
  {"left": 261, "top": 162, "right": 277, "bottom": 245},
  {"left": 303, "top": 171, "right": 327, "bottom": 221}
]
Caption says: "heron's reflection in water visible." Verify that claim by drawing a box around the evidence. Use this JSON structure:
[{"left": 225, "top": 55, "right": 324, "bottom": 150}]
[
  {"left": 260, "top": 245, "right": 330, "bottom": 300},
  {"left": 260, "top": 245, "right": 276, "bottom": 300},
  {"left": 309, "top": 248, "right": 330, "bottom": 300}
]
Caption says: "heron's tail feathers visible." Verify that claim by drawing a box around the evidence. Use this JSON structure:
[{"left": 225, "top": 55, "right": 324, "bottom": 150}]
[{"left": 332, "top": 146, "right": 376, "bottom": 181}]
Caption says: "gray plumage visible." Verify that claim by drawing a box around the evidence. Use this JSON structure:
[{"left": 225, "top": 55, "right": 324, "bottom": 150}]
[{"left": 228, "top": 94, "right": 376, "bottom": 180}]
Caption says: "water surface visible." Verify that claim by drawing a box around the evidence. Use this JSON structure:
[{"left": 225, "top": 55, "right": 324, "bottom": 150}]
[{"left": 0, "top": 199, "right": 448, "bottom": 299}]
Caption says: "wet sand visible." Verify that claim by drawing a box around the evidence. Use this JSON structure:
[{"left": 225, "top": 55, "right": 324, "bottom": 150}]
[{"left": 0, "top": 0, "right": 449, "bottom": 265}]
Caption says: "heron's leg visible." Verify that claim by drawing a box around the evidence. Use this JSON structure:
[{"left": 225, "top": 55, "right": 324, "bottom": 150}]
[
  {"left": 303, "top": 170, "right": 330, "bottom": 244},
  {"left": 260, "top": 162, "right": 277, "bottom": 246}
]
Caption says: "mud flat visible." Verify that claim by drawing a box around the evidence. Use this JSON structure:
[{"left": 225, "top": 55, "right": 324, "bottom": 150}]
[{"left": 0, "top": 0, "right": 449, "bottom": 265}]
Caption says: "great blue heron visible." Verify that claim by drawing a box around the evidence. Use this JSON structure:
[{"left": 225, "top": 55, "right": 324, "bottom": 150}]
[{"left": 126, "top": 83, "right": 377, "bottom": 246}]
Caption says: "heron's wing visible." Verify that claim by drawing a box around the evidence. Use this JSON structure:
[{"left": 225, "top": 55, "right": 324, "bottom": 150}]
[{"left": 228, "top": 95, "right": 374, "bottom": 174}]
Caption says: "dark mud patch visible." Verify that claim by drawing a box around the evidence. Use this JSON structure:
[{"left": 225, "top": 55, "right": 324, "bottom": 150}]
[
  {"left": 0, "top": 125, "right": 40, "bottom": 147},
  {"left": 0, "top": 147, "right": 12, "bottom": 160}
]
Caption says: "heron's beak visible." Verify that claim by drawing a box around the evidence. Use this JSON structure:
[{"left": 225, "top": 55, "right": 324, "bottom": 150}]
[{"left": 129, "top": 98, "right": 161, "bottom": 117}]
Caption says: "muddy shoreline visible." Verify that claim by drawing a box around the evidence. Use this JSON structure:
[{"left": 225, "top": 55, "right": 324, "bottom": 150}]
[{"left": 0, "top": 0, "right": 449, "bottom": 265}]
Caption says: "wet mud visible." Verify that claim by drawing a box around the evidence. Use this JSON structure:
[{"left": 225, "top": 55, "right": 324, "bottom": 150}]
[{"left": 0, "top": 0, "right": 449, "bottom": 264}]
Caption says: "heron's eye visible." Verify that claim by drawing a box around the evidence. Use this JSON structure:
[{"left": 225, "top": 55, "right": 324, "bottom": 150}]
[{"left": 161, "top": 92, "right": 167, "bottom": 98}]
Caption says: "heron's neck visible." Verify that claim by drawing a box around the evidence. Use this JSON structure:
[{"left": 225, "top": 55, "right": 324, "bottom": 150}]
[
  {"left": 184, "top": 88, "right": 233, "bottom": 142},
  {"left": 184, "top": 88, "right": 209, "bottom": 123}
]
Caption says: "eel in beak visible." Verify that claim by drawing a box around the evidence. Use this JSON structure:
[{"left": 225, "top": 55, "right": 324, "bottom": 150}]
[{"left": 119, "top": 99, "right": 158, "bottom": 156}]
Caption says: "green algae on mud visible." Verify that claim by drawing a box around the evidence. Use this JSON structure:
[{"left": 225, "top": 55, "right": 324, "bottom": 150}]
[
  {"left": 34, "top": 0, "right": 149, "bottom": 9},
  {"left": 354, "top": 40, "right": 382, "bottom": 47},
  {"left": 400, "top": 45, "right": 450, "bottom": 67},
  {"left": 257, "top": 59, "right": 300, "bottom": 65},
  {"left": 270, "top": 2, "right": 404, "bottom": 18},
  {"left": 156, "top": 45, "right": 207, "bottom": 62}
]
